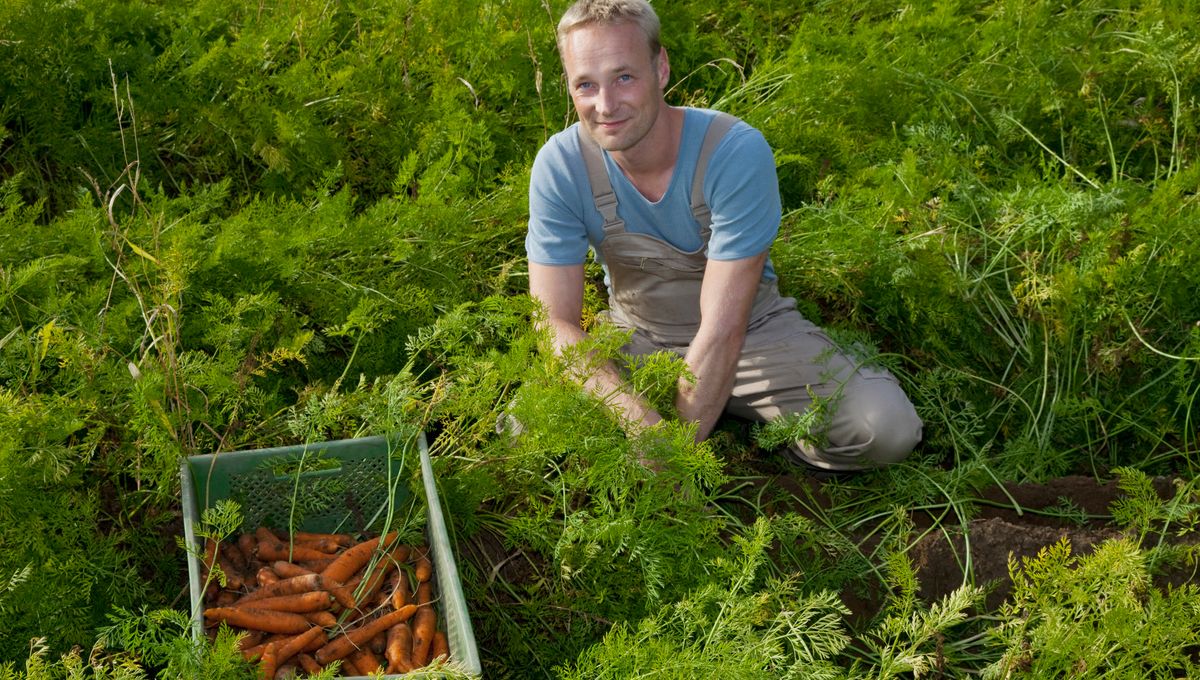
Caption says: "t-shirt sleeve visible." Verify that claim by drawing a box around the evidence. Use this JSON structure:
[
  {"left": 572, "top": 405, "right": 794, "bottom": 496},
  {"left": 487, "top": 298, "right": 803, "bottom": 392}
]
[
  {"left": 526, "top": 133, "right": 591, "bottom": 266},
  {"left": 703, "top": 124, "right": 781, "bottom": 261}
]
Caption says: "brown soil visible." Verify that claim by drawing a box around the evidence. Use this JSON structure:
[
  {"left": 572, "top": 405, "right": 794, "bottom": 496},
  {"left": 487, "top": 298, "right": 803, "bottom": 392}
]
[
  {"left": 721, "top": 467, "right": 1199, "bottom": 620},
  {"left": 908, "top": 516, "right": 1124, "bottom": 610},
  {"left": 908, "top": 475, "right": 1196, "bottom": 610}
]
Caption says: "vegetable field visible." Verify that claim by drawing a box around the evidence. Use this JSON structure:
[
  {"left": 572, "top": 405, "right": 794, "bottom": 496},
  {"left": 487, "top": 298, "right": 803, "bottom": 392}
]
[{"left": 2, "top": 0, "right": 1199, "bottom": 677}]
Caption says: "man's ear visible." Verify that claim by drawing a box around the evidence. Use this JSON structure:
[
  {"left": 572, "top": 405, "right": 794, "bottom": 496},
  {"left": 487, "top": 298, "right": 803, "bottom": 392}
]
[{"left": 655, "top": 47, "right": 670, "bottom": 88}]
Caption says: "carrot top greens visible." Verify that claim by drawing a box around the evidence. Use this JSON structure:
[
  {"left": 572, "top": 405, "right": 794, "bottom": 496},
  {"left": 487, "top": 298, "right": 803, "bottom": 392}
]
[{"left": 2, "top": 0, "right": 1199, "bottom": 677}]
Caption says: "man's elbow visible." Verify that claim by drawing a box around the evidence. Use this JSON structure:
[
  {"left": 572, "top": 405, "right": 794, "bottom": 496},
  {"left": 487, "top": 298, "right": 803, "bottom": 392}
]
[
  {"left": 695, "top": 318, "right": 749, "bottom": 350},
  {"left": 532, "top": 314, "right": 585, "bottom": 355}
]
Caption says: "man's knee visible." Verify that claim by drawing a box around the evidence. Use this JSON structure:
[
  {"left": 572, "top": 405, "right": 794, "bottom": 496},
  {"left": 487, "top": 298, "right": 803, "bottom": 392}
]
[
  {"left": 793, "top": 375, "right": 921, "bottom": 470},
  {"left": 861, "top": 400, "right": 922, "bottom": 465},
  {"left": 842, "top": 377, "right": 922, "bottom": 466}
]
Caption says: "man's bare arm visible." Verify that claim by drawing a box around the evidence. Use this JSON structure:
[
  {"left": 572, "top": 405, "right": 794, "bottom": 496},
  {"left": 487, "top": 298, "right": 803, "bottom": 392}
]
[
  {"left": 528, "top": 262, "right": 663, "bottom": 432},
  {"left": 676, "top": 251, "right": 767, "bottom": 441}
]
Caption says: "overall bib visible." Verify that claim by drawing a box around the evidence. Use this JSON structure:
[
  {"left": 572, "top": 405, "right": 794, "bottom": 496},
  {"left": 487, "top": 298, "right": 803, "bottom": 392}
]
[{"left": 579, "top": 114, "right": 922, "bottom": 470}]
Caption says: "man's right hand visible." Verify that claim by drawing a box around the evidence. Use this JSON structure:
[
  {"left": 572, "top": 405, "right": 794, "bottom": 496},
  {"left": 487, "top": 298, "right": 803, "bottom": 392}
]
[{"left": 528, "top": 261, "right": 664, "bottom": 435}]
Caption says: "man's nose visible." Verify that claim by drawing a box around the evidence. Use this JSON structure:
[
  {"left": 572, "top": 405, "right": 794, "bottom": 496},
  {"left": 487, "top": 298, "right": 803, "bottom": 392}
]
[{"left": 596, "top": 87, "right": 617, "bottom": 116}]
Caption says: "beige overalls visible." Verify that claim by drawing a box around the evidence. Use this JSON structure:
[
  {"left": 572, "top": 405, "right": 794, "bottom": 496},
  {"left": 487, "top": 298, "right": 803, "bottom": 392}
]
[{"left": 580, "top": 113, "right": 923, "bottom": 471}]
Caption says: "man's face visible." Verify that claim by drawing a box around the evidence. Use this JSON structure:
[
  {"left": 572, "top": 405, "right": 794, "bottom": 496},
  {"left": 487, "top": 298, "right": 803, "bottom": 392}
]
[{"left": 560, "top": 21, "right": 669, "bottom": 154}]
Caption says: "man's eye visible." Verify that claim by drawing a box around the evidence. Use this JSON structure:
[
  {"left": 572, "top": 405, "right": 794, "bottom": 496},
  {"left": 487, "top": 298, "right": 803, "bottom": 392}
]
[{"left": 617, "top": 75, "right": 632, "bottom": 83}]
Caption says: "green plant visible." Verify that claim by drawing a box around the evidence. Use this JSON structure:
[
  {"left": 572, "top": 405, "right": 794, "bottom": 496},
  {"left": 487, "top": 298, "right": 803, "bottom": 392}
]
[
  {"left": 557, "top": 517, "right": 852, "bottom": 679},
  {"left": 854, "top": 552, "right": 984, "bottom": 678},
  {"left": 983, "top": 537, "right": 1200, "bottom": 678},
  {"left": 2, "top": 0, "right": 1199, "bottom": 676},
  {"left": 3, "top": 638, "right": 148, "bottom": 680}
]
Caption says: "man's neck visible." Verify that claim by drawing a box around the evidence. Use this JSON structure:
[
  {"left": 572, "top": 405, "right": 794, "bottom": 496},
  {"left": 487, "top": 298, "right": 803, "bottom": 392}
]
[{"left": 610, "top": 105, "right": 684, "bottom": 203}]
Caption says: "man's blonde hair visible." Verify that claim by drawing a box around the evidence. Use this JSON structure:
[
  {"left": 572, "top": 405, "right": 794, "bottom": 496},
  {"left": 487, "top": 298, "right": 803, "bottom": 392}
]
[{"left": 556, "top": 0, "right": 662, "bottom": 58}]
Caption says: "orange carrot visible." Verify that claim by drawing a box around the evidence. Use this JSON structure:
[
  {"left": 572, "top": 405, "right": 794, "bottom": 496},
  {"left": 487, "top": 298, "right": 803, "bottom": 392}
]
[
  {"left": 369, "top": 630, "right": 387, "bottom": 655},
  {"left": 350, "top": 647, "right": 382, "bottom": 674},
  {"left": 272, "top": 662, "right": 296, "bottom": 680},
  {"left": 326, "top": 582, "right": 357, "bottom": 612},
  {"left": 241, "top": 634, "right": 290, "bottom": 662},
  {"left": 221, "top": 542, "right": 250, "bottom": 586},
  {"left": 295, "top": 653, "right": 322, "bottom": 675},
  {"left": 236, "top": 573, "right": 324, "bottom": 605},
  {"left": 270, "top": 561, "right": 314, "bottom": 579},
  {"left": 385, "top": 622, "right": 414, "bottom": 673},
  {"left": 414, "top": 553, "right": 433, "bottom": 583},
  {"left": 237, "top": 630, "right": 267, "bottom": 652},
  {"left": 256, "top": 566, "right": 279, "bottom": 587},
  {"left": 393, "top": 543, "right": 413, "bottom": 564},
  {"left": 410, "top": 605, "right": 437, "bottom": 667},
  {"left": 235, "top": 590, "right": 332, "bottom": 613},
  {"left": 257, "top": 541, "right": 334, "bottom": 564},
  {"left": 314, "top": 604, "right": 417, "bottom": 665},
  {"left": 238, "top": 532, "right": 258, "bottom": 563},
  {"left": 258, "top": 641, "right": 279, "bottom": 680},
  {"left": 351, "top": 549, "right": 406, "bottom": 612},
  {"left": 255, "top": 527, "right": 284, "bottom": 556},
  {"left": 305, "top": 610, "right": 338, "bottom": 628},
  {"left": 321, "top": 532, "right": 399, "bottom": 585},
  {"left": 292, "top": 536, "right": 344, "bottom": 554},
  {"left": 415, "top": 580, "right": 433, "bottom": 607},
  {"left": 215, "top": 590, "right": 239, "bottom": 607},
  {"left": 297, "top": 556, "right": 336, "bottom": 573},
  {"left": 339, "top": 656, "right": 361, "bottom": 676},
  {"left": 289, "top": 531, "right": 353, "bottom": 547},
  {"left": 222, "top": 540, "right": 250, "bottom": 573},
  {"left": 273, "top": 625, "right": 327, "bottom": 668},
  {"left": 391, "top": 570, "right": 412, "bottom": 610},
  {"left": 217, "top": 552, "right": 245, "bottom": 591},
  {"left": 204, "top": 607, "right": 312, "bottom": 634},
  {"left": 431, "top": 629, "right": 450, "bottom": 662}
]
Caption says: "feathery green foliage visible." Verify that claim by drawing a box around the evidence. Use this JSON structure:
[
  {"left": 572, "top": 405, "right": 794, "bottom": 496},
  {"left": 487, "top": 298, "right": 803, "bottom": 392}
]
[
  {"left": 984, "top": 538, "right": 1200, "bottom": 678},
  {"left": 1, "top": 0, "right": 1199, "bottom": 676},
  {"left": 558, "top": 517, "right": 852, "bottom": 679}
]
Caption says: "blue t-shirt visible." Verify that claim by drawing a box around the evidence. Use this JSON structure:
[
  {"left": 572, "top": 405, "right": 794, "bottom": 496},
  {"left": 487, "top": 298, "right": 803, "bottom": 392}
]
[{"left": 526, "top": 108, "right": 781, "bottom": 282}]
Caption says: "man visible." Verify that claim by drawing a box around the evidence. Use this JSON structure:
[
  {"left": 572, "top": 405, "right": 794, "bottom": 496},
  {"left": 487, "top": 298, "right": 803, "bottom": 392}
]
[{"left": 525, "top": 0, "right": 922, "bottom": 472}]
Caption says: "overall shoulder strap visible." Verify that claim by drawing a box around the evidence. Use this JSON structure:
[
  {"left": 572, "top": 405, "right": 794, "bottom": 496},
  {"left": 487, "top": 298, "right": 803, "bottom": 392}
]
[
  {"left": 577, "top": 126, "right": 625, "bottom": 237},
  {"left": 690, "top": 112, "right": 739, "bottom": 234}
]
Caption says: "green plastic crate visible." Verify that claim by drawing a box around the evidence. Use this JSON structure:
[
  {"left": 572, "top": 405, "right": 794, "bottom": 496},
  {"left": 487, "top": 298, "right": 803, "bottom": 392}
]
[{"left": 180, "top": 433, "right": 481, "bottom": 677}]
